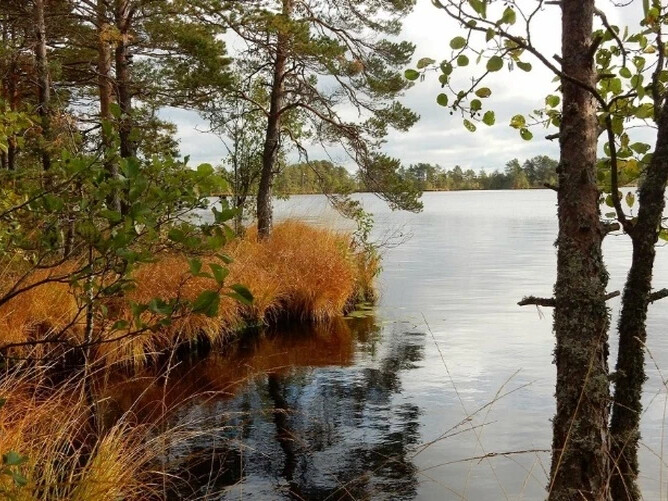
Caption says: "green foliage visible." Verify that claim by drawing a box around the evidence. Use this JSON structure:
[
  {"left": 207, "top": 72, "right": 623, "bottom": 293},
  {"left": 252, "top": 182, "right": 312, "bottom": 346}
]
[
  {"left": 1, "top": 447, "right": 28, "bottom": 493},
  {"left": 398, "top": 155, "right": 558, "bottom": 191},
  {"left": 274, "top": 161, "right": 358, "bottom": 195},
  {"left": 0, "top": 113, "right": 252, "bottom": 354},
  {"left": 214, "top": 0, "right": 422, "bottom": 219}
]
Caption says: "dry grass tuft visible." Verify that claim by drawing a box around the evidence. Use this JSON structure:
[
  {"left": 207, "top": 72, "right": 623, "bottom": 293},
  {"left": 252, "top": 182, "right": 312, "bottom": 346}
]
[
  {"left": 0, "top": 368, "right": 170, "bottom": 500},
  {"left": 0, "top": 265, "right": 81, "bottom": 358},
  {"left": 0, "top": 221, "right": 379, "bottom": 368}
]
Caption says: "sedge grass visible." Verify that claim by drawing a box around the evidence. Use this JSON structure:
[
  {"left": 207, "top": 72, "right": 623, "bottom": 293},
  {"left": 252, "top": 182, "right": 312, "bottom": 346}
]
[{"left": 0, "top": 221, "right": 378, "bottom": 368}]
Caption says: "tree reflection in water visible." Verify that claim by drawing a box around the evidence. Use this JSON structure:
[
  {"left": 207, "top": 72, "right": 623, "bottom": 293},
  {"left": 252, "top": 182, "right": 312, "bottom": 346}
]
[{"left": 105, "top": 316, "right": 426, "bottom": 500}]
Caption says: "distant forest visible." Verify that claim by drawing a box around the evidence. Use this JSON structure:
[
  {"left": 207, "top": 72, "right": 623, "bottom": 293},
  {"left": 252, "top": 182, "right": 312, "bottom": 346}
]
[{"left": 273, "top": 155, "right": 559, "bottom": 194}]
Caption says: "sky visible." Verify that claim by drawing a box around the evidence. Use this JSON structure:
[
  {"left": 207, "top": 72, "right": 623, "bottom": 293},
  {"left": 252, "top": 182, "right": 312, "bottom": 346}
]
[{"left": 163, "top": 0, "right": 647, "bottom": 173}]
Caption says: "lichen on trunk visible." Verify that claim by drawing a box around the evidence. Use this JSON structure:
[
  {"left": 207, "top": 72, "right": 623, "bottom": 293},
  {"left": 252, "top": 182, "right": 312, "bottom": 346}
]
[
  {"left": 549, "top": 1, "right": 611, "bottom": 499},
  {"left": 609, "top": 99, "right": 668, "bottom": 500}
]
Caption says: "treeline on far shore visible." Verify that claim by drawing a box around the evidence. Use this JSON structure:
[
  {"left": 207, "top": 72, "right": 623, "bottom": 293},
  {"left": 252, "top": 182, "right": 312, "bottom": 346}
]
[{"left": 269, "top": 155, "right": 559, "bottom": 195}]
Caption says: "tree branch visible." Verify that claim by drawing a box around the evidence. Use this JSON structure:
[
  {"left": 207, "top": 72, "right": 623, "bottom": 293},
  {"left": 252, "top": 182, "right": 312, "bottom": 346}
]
[
  {"left": 518, "top": 290, "right": 620, "bottom": 307},
  {"left": 649, "top": 288, "right": 668, "bottom": 303}
]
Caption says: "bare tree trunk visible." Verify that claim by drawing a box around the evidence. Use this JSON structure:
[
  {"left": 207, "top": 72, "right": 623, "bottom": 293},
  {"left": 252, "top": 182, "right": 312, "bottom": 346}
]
[
  {"left": 609, "top": 99, "right": 668, "bottom": 500},
  {"left": 1, "top": 18, "right": 11, "bottom": 171},
  {"left": 256, "top": 0, "right": 292, "bottom": 239},
  {"left": 6, "top": 55, "right": 18, "bottom": 171},
  {"left": 34, "top": 0, "right": 51, "bottom": 172},
  {"left": 549, "top": 1, "right": 611, "bottom": 499},
  {"left": 98, "top": 0, "right": 121, "bottom": 213},
  {"left": 114, "top": 0, "right": 134, "bottom": 160}
]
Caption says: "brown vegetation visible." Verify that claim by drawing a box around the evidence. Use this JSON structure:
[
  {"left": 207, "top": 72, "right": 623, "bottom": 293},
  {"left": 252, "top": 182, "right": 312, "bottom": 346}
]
[{"left": 0, "top": 221, "right": 377, "bottom": 368}]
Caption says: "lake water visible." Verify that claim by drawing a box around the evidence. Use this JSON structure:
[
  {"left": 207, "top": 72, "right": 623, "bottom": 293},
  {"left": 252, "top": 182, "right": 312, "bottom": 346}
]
[{"left": 126, "top": 191, "right": 668, "bottom": 499}]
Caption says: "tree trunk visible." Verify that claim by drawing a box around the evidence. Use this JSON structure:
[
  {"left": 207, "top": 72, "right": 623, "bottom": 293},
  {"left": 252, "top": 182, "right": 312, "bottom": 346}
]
[
  {"left": 114, "top": 0, "right": 134, "bottom": 160},
  {"left": 6, "top": 50, "right": 18, "bottom": 171},
  {"left": 549, "top": 1, "right": 611, "bottom": 499},
  {"left": 98, "top": 0, "right": 121, "bottom": 213},
  {"left": 609, "top": 99, "right": 668, "bottom": 500},
  {"left": 256, "top": 0, "right": 291, "bottom": 239},
  {"left": 34, "top": 0, "right": 51, "bottom": 172}
]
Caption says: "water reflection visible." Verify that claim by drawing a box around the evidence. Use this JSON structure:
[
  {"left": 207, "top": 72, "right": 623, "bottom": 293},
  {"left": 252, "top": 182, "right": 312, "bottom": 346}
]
[{"left": 102, "top": 316, "right": 425, "bottom": 500}]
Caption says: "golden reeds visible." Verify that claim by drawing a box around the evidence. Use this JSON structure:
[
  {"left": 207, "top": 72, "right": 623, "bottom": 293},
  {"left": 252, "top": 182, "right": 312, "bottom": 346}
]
[{"left": 0, "top": 221, "right": 379, "bottom": 368}]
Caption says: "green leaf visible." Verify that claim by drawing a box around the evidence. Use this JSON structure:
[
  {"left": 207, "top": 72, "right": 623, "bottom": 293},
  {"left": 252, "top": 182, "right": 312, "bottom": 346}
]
[
  {"left": 215, "top": 253, "right": 234, "bottom": 265},
  {"left": 450, "top": 36, "right": 467, "bottom": 50},
  {"left": 516, "top": 61, "right": 532, "bottom": 72},
  {"left": 3, "top": 451, "right": 26, "bottom": 467},
  {"left": 630, "top": 142, "right": 651, "bottom": 154},
  {"left": 188, "top": 258, "right": 202, "bottom": 276},
  {"left": 520, "top": 128, "right": 533, "bottom": 140},
  {"left": 11, "top": 471, "right": 27, "bottom": 487},
  {"left": 43, "top": 194, "right": 64, "bottom": 212},
  {"left": 457, "top": 54, "right": 469, "bottom": 66},
  {"left": 417, "top": 57, "right": 436, "bottom": 69},
  {"left": 197, "top": 163, "right": 214, "bottom": 176},
  {"left": 625, "top": 191, "right": 635, "bottom": 207},
  {"left": 470, "top": 99, "right": 482, "bottom": 111},
  {"left": 635, "top": 103, "right": 654, "bottom": 119},
  {"left": 209, "top": 263, "right": 229, "bottom": 287},
  {"left": 212, "top": 206, "right": 238, "bottom": 224},
  {"left": 123, "top": 157, "right": 140, "bottom": 179},
  {"left": 191, "top": 290, "right": 220, "bottom": 317},
  {"left": 463, "top": 119, "right": 477, "bottom": 132},
  {"left": 436, "top": 93, "right": 449, "bottom": 107},
  {"left": 148, "top": 298, "right": 172, "bottom": 316},
  {"left": 100, "top": 209, "right": 122, "bottom": 224},
  {"left": 605, "top": 194, "right": 615, "bottom": 207},
  {"left": 440, "top": 61, "right": 453, "bottom": 75},
  {"left": 110, "top": 102, "right": 122, "bottom": 119},
  {"left": 545, "top": 94, "right": 561, "bottom": 107},
  {"left": 485, "top": 28, "right": 495, "bottom": 42},
  {"left": 509, "top": 114, "right": 526, "bottom": 129},
  {"left": 486, "top": 56, "right": 504, "bottom": 72},
  {"left": 611, "top": 115, "right": 624, "bottom": 136},
  {"left": 482, "top": 110, "right": 496, "bottom": 126},
  {"left": 619, "top": 67, "right": 632, "bottom": 78},
  {"left": 404, "top": 69, "right": 420, "bottom": 81},
  {"left": 475, "top": 87, "right": 492, "bottom": 98},
  {"left": 111, "top": 320, "right": 129, "bottom": 331},
  {"left": 500, "top": 7, "right": 516, "bottom": 25},
  {"left": 168, "top": 228, "right": 186, "bottom": 243},
  {"left": 469, "top": 0, "right": 487, "bottom": 17},
  {"left": 227, "top": 284, "right": 254, "bottom": 306}
]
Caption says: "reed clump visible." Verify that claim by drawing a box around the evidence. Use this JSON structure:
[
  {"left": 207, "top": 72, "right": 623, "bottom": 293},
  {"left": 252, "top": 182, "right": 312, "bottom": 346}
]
[
  {"left": 0, "top": 367, "right": 172, "bottom": 500},
  {"left": 0, "top": 221, "right": 379, "bottom": 368}
]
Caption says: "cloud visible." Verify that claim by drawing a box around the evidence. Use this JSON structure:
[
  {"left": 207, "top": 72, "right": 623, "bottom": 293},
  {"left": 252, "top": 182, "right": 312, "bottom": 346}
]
[{"left": 162, "top": 0, "right": 644, "bottom": 171}]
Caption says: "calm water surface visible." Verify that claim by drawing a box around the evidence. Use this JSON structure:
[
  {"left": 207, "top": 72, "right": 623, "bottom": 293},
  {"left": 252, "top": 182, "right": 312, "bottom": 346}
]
[{"left": 127, "top": 191, "right": 668, "bottom": 499}]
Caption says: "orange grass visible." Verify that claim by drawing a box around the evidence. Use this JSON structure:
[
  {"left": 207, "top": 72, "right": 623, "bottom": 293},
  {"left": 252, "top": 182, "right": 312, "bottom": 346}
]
[
  {"left": 0, "top": 368, "right": 172, "bottom": 500},
  {"left": 0, "top": 221, "right": 378, "bottom": 368}
]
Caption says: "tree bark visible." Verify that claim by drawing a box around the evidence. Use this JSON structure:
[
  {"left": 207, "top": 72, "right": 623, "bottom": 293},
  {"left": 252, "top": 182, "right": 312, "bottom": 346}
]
[
  {"left": 549, "top": 1, "right": 611, "bottom": 499},
  {"left": 34, "top": 0, "right": 51, "bottom": 172},
  {"left": 609, "top": 99, "right": 668, "bottom": 500},
  {"left": 256, "top": 0, "right": 292, "bottom": 239},
  {"left": 98, "top": 0, "right": 121, "bottom": 213},
  {"left": 114, "top": 0, "right": 134, "bottom": 160}
]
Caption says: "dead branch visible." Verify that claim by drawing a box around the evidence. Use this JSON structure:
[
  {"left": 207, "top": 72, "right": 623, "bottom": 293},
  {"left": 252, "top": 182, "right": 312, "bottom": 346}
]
[{"left": 518, "top": 290, "right": 620, "bottom": 307}]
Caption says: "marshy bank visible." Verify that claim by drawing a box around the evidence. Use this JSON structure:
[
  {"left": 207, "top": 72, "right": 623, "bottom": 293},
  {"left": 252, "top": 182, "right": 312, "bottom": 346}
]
[
  {"left": 0, "top": 220, "right": 380, "bottom": 500},
  {"left": 0, "top": 220, "right": 378, "bottom": 368}
]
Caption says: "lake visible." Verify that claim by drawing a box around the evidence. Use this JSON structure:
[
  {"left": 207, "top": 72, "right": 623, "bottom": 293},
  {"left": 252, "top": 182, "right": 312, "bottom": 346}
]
[{"left": 128, "top": 191, "right": 668, "bottom": 499}]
